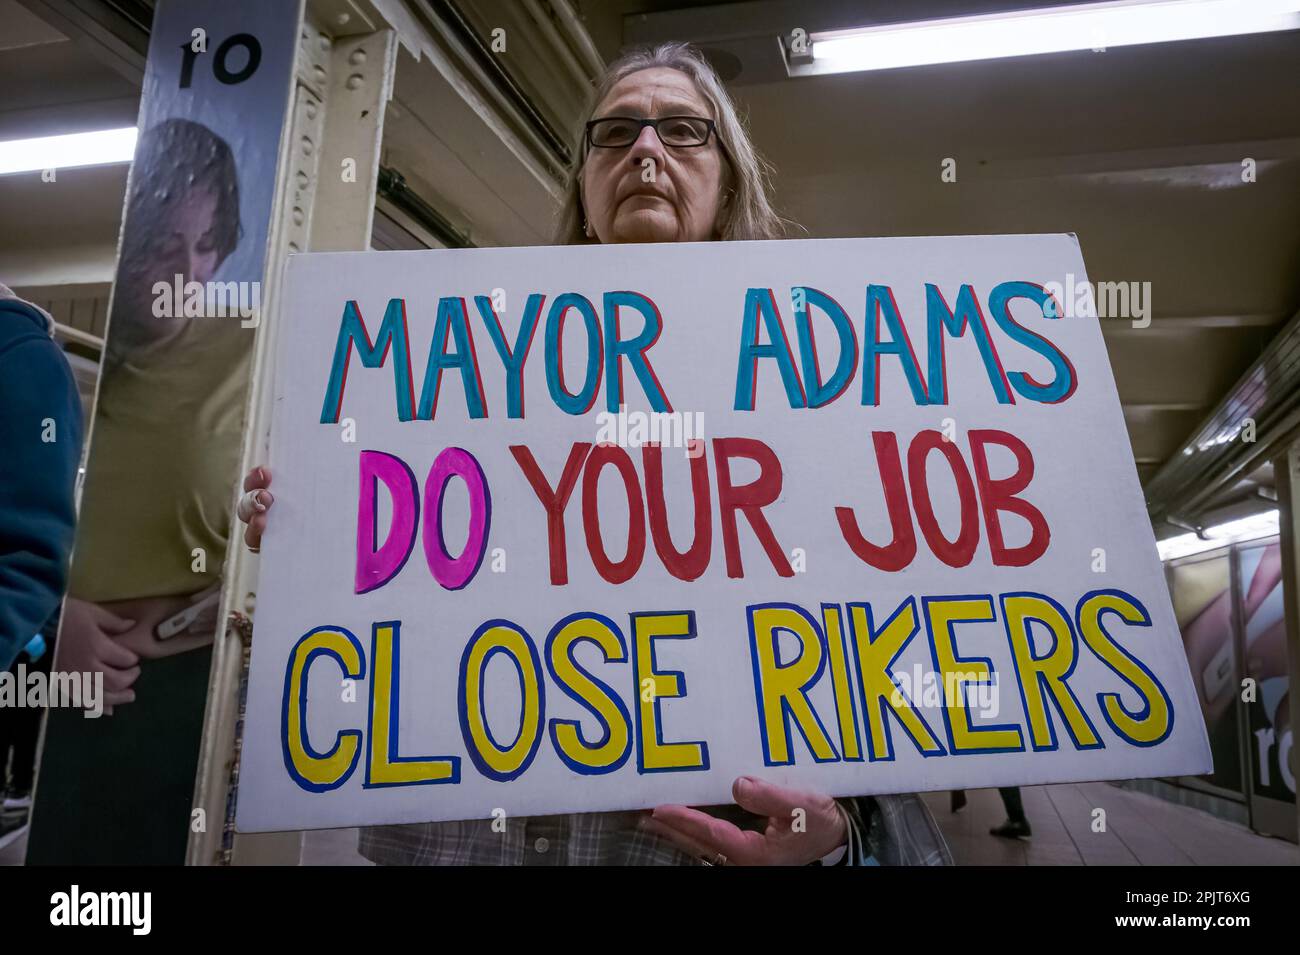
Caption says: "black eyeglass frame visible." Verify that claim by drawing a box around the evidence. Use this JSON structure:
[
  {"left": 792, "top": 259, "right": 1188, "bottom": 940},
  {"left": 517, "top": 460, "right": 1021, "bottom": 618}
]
[{"left": 584, "top": 115, "right": 719, "bottom": 150}]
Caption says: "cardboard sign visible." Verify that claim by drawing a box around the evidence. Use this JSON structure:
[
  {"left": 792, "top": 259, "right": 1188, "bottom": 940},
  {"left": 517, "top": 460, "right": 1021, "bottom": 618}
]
[{"left": 236, "top": 234, "right": 1212, "bottom": 833}]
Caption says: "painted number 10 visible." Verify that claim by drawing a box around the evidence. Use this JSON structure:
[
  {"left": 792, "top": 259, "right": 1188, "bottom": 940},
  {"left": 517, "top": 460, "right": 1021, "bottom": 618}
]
[{"left": 179, "top": 32, "right": 262, "bottom": 88}]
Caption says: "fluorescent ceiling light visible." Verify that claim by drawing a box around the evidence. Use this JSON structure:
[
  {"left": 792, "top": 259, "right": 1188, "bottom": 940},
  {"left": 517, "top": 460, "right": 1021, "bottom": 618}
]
[
  {"left": 1157, "top": 509, "right": 1280, "bottom": 562},
  {"left": 804, "top": 0, "right": 1300, "bottom": 75},
  {"left": 0, "top": 126, "right": 137, "bottom": 176}
]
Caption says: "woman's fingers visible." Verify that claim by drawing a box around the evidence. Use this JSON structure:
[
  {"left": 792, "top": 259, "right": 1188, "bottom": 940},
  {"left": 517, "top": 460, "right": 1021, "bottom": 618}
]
[
  {"left": 650, "top": 804, "right": 765, "bottom": 864},
  {"left": 92, "top": 603, "right": 137, "bottom": 636},
  {"left": 94, "top": 629, "right": 141, "bottom": 670},
  {"left": 244, "top": 511, "right": 268, "bottom": 549},
  {"left": 732, "top": 776, "right": 832, "bottom": 819},
  {"left": 640, "top": 816, "right": 722, "bottom": 862},
  {"left": 242, "top": 465, "right": 272, "bottom": 493},
  {"left": 239, "top": 466, "right": 275, "bottom": 551},
  {"left": 651, "top": 784, "right": 847, "bottom": 865},
  {"left": 99, "top": 661, "right": 141, "bottom": 711},
  {"left": 101, "top": 664, "right": 142, "bottom": 693},
  {"left": 237, "top": 489, "right": 274, "bottom": 524}
]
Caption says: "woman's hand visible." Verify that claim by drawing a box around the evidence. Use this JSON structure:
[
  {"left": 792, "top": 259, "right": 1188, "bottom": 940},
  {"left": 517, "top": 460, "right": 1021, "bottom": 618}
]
[
  {"left": 644, "top": 777, "right": 848, "bottom": 865},
  {"left": 56, "top": 597, "right": 142, "bottom": 714},
  {"left": 99, "top": 594, "right": 219, "bottom": 661},
  {"left": 237, "top": 466, "right": 274, "bottom": 551}
]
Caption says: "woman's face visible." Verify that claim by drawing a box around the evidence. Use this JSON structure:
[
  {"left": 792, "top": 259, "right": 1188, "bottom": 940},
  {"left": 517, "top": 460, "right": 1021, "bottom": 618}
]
[
  {"left": 581, "top": 67, "right": 727, "bottom": 244},
  {"left": 155, "top": 187, "right": 223, "bottom": 286},
  {"left": 118, "top": 186, "right": 224, "bottom": 319}
]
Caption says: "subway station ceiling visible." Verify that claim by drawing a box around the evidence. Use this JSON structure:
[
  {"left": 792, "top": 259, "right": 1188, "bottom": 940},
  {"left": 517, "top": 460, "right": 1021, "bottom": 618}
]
[{"left": 1, "top": 0, "right": 1297, "bottom": 521}]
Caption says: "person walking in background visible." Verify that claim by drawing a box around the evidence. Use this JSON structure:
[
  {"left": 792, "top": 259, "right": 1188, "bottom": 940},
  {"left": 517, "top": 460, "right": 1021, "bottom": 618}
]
[
  {"left": 988, "top": 787, "right": 1031, "bottom": 840},
  {"left": 950, "top": 787, "right": 1033, "bottom": 840},
  {"left": 0, "top": 284, "right": 82, "bottom": 669}
]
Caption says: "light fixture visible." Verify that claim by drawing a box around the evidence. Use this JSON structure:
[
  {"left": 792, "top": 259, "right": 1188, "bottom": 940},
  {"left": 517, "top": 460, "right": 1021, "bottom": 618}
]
[
  {"left": 0, "top": 126, "right": 137, "bottom": 176},
  {"left": 794, "top": 0, "right": 1300, "bottom": 76},
  {"left": 1156, "top": 509, "right": 1280, "bottom": 561}
]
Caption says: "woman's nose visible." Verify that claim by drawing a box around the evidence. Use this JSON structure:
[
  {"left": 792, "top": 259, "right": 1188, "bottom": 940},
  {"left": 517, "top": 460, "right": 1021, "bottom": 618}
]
[{"left": 627, "top": 123, "right": 666, "bottom": 170}]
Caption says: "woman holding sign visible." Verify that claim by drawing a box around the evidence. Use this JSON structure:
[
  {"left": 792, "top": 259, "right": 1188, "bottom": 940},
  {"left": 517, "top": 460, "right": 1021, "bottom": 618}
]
[{"left": 240, "top": 43, "right": 950, "bottom": 866}]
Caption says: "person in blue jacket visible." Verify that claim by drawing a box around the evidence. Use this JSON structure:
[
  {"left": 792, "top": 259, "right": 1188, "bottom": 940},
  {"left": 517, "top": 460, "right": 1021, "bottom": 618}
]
[{"left": 0, "top": 283, "right": 83, "bottom": 668}]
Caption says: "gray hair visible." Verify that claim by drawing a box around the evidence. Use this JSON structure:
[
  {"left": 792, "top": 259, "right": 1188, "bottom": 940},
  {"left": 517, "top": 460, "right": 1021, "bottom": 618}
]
[{"left": 554, "top": 42, "right": 790, "bottom": 244}]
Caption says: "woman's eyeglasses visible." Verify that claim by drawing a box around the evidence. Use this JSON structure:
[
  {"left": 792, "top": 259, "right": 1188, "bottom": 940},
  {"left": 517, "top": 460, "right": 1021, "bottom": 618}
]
[{"left": 585, "top": 116, "right": 717, "bottom": 149}]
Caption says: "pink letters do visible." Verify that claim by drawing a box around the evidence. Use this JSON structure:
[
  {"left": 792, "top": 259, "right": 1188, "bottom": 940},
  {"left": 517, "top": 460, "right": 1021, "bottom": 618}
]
[{"left": 355, "top": 448, "right": 491, "bottom": 594}]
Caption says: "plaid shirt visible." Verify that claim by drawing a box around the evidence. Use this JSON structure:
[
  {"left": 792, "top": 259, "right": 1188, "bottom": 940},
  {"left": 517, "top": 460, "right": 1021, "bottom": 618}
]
[{"left": 358, "top": 794, "right": 951, "bottom": 866}]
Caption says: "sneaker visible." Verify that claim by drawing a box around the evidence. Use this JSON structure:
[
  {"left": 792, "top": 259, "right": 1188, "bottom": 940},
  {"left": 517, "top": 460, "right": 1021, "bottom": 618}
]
[
  {"left": 2, "top": 790, "right": 31, "bottom": 812},
  {"left": 989, "top": 818, "right": 1032, "bottom": 840},
  {"left": 0, "top": 813, "right": 28, "bottom": 852},
  {"left": 950, "top": 791, "right": 967, "bottom": 813}
]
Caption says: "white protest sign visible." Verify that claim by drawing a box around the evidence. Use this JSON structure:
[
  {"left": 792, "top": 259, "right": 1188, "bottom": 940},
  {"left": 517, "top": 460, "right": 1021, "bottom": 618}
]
[{"left": 236, "top": 234, "right": 1211, "bottom": 832}]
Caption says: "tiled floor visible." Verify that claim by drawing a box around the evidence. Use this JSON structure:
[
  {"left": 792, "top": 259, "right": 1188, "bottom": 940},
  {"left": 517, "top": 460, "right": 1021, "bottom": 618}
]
[
  {"left": 0, "top": 821, "right": 27, "bottom": 866},
  {"left": 299, "top": 827, "right": 372, "bottom": 865},
  {"left": 6, "top": 786, "right": 1293, "bottom": 865},
  {"left": 1, "top": 823, "right": 373, "bottom": 866},
  {"left": 923, "top": 783, "right": 1300, "bottom": 865}
]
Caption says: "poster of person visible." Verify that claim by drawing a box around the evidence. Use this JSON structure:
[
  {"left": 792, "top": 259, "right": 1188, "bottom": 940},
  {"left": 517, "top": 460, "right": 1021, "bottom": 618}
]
[
  {"left": 28, "top": 0, "right": 301, "bottom": 864},
  {"left": 1238, "top": 542, "right": 1293, "bottom": 804}
]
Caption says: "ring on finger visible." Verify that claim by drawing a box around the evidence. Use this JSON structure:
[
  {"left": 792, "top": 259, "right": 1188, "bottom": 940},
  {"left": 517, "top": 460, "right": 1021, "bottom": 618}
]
[{"left": 237, "top": 489, "right": 266, "bottom": 521}]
